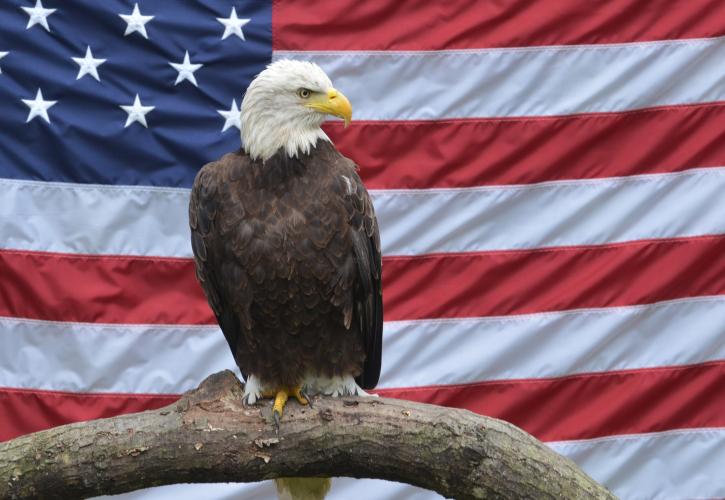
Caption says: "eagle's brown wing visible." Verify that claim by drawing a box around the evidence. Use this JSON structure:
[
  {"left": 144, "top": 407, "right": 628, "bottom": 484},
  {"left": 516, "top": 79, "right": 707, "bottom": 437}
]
[
  {"left": 188, "top": 154, "right": 249, "bottom": 379},
  {"left": 345, "top": 168, "right": 383, "bottom": 389},
  {"left": 316, "top": 142, "right": 383, "bottom": 389}
]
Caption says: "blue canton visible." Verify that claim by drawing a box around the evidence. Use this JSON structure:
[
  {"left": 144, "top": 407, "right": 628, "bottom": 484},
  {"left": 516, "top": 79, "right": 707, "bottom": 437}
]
[{"left": 0, "top": 0, "right": 272, "bottom": 187}]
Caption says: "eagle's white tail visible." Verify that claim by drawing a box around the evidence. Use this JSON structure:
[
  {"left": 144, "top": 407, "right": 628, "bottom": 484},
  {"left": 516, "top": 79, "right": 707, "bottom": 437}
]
[{"left": 275, "top": 477, "right": 331, "bottom": 500}]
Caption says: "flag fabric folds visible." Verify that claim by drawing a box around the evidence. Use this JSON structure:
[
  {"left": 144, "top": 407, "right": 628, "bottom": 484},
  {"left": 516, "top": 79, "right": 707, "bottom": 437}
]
[{"left": 1, "top": 1, "right": 724, "bottom": 499}]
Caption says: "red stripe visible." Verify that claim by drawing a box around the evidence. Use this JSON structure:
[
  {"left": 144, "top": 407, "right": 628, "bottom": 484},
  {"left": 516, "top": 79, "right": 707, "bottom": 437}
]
[
  {"left": 384, "top": 235, "right": 725, "bottom": 321},
  {"left": 273, "top": 0, "right": 725, "bottom": 50},
  {"left": 0, "top": 250, "right": 213, "bottom": 325},
  {"left": 3, "top": 235, "right": 724, "bottom": 324},
  {"left": 376, "top": 361, "right": 725, "bottom": 442},
  {"left": 323, "top": 102, "right": 725, "bottom": 190},
  {"left": 0, "top": 387, "right": 177, "bottom": 442},
  {"left": 3, "top": 361, "right": 723, "bottom": 442}
]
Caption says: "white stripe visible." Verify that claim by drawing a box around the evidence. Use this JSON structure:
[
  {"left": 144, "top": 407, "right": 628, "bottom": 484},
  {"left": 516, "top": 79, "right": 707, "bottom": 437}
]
[
  {"left": 381, "top": 296, "right": 725, "bottom": 389},
  {"left": 549, "top": 428, "right": 725, "bottom": 500},
  {"left": 0, "top": 178, "right": 191, "bottom": 257},
  {"left": 3, "top": 296, "right": 725, "bottom": 394},
  {"left": 2, "top": 169, "right": 725, "bottom": 257},
  {"left": 0, "top": 318, "right": 237, "bottom": 394},
  {"left": 96, "top": 429, "right": 725, "bottom": 500},
  {"left": 373, "top": 167, "right": 725, "bottom": 255},
  {"left": 273, "top": 37, "right": 725, "bottom": 120}
]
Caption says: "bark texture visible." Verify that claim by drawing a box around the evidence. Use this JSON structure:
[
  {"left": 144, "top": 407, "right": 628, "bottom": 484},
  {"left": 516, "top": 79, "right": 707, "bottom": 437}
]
[{"left": 0, "top": 370, "right": 616, "bottom": 500}]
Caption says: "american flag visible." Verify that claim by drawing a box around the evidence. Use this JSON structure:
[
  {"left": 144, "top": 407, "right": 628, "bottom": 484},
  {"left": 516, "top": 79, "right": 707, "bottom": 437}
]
[{"left": 2, "top": 1, "right": 725, "bottom": 498}]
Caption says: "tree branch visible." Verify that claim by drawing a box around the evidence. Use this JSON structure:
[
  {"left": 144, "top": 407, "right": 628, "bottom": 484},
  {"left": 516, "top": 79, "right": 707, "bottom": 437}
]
[{"left": 0, "top": 370, "right": 615, "bottom": 499}]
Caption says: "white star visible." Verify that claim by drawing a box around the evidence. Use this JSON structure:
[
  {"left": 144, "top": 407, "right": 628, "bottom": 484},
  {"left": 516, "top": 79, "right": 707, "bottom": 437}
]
[
  {"left": 72, "top": 46, "right": 106, "bottom": 82},
  {"left": 217, "top": 7, "right": 250, "bottom": 41},
  {"left": 120, "top": 94, "right": 154, "bottom": 128},
  {"left": 0, "top": 52, "right": 8, "bottom": 74},
  {"left": 21, "top": 0, "right": 56, "bottom": 32},
  {"left": 119, "top": 3, "right": 153, "bottom": 39},
  {"left": 169, "top": 51, "right": 202, "bottom": 87},
  {"left": 217, "top": 99, "right": 241, "bottom": 132},
  {"left": 22, "top": 88, "right": 57, "bottom": 123}
]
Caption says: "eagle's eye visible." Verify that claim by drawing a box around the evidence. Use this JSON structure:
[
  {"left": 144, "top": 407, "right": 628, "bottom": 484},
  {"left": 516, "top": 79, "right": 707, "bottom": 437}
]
[{"left": 297, "top": 88, "right": 311, "bottom": 99}]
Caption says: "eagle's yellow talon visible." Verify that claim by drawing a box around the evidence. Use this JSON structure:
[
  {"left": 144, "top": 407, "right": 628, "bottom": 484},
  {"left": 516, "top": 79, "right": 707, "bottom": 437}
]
[{"left": 292, "top": 386, "right": 309, "bottom": 406}]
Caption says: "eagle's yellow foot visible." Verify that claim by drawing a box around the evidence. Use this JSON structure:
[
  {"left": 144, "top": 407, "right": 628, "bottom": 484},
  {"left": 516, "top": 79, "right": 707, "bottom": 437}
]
[
  {"left": 291, "top": 386, "right": 310, "bottom": 407},
  {"left": 267, "top": 385, "right": 309, "bottom": 433}
]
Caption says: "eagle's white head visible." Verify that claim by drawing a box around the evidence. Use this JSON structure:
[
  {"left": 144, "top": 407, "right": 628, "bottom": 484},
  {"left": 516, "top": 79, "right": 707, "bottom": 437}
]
[{"left": 240, "top": 59, "right": 352, "bottom": 162}]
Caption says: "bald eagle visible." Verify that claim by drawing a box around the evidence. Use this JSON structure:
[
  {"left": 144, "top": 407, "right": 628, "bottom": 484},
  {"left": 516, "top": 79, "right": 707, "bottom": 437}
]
[{"left": 189, "top": 60, "right": 383, "bottom": 497}]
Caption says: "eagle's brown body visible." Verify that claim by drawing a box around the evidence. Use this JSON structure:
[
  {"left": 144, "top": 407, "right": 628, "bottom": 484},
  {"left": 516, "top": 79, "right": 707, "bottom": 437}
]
[{"left": 189, "top": 140, "right": 382, "bottom": 390}]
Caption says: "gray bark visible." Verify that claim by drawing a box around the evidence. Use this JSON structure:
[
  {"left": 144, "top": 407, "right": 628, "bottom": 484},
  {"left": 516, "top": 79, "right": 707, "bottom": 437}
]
[{"left": 0, "top": 370, "right": 616, "bottom": 499}]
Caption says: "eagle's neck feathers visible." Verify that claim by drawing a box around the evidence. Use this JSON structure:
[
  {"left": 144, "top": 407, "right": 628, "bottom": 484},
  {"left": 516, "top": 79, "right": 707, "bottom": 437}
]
[{"left": 240, "top": 108, "right": 331, "bottom": 162}]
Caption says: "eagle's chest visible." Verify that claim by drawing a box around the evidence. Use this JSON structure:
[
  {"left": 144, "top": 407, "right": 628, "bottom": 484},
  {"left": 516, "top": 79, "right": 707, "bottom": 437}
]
[{"left": 233, "top": 168, "right": 350, "bottom": 310}]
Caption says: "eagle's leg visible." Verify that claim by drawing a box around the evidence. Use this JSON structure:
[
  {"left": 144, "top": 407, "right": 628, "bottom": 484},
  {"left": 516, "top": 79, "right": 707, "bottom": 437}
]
[
  {"left": 272, "top": 389, "right": 288, "bottom": 432},
  {"left": 267, "top": 385, "right": 309, "bottom": 432}
]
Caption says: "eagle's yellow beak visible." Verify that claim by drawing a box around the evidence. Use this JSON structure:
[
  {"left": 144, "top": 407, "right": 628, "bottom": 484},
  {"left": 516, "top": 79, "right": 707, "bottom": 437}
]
[{"left": 305, "top": 88, "right": 352, "bottom": 127}]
